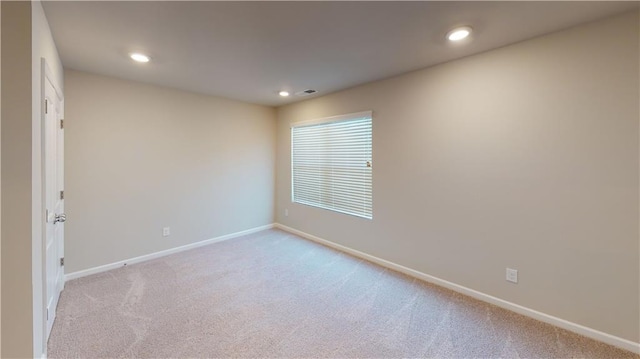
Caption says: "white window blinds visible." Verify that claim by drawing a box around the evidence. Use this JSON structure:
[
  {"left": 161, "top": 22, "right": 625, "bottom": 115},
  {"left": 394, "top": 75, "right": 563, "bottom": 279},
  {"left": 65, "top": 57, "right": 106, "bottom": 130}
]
[{"left": 291, "top": 112, "right": 372, "bottom": 219}]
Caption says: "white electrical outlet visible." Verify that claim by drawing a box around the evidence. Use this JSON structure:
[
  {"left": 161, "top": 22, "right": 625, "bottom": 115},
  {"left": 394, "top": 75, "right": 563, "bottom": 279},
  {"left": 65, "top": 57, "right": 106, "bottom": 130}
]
[
  {"left": 285, "top": 209, "right": 289, "bottom": 217},
  {"left": 163, "top": 227, "right": 171, "bottom": 237},
  {"left": 506, "top": 268, "right": 518, "bottom": 283}
]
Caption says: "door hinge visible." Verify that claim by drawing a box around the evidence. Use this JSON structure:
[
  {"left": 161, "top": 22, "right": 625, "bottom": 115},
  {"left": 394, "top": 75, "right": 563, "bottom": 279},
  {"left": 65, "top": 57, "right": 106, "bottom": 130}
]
[
  {"left": 60, "top": 119, "right": 64, "bottom": 129},
  {"left": 60, "top": 257, "right": 64, "bottom": 266},
  {"left": 60, "top": 190, "right": 64, "bottom": 200},
  {"left": 45, "top": 99, "right": 48, "bottom": 114}
]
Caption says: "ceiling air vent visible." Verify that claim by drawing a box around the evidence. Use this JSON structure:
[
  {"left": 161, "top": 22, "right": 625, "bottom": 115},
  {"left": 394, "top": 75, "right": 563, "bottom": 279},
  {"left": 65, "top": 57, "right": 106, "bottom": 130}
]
[{"left": 295, "top": 89, "right": 317, "bottom": 97}]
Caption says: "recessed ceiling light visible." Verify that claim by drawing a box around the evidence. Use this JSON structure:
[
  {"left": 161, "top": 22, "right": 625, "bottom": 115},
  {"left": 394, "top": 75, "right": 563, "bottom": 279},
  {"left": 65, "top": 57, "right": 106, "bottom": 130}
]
[
  {"left": 279, "top": 91, "right": 290, "bottom": 97},
  {"left": 130, "top": 53, "right": 150, "bottom": 63},
  {"left": 446, "top": 26, "right": 472, "bottom": 42}
]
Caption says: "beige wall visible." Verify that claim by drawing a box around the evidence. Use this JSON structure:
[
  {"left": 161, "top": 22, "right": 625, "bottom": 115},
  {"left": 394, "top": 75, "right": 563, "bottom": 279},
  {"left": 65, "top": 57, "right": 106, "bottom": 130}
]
[
  {"left": 0, "top": 2, "right": 3, "bottom": 355},
  {"left": 1, "top": 2, "right": 34, "bottom": 358},
  {"left": 276, "top": 11, "right": 640, "bottom": 342},
  {"left": 65, "top": 70, "right": 276, "bottom": 274}
]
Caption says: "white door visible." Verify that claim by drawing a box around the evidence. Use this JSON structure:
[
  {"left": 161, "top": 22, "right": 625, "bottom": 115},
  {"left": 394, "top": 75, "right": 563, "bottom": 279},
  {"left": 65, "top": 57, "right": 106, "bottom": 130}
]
[{"left": 44, "top": 67, "right": 65, "bottom": 339}]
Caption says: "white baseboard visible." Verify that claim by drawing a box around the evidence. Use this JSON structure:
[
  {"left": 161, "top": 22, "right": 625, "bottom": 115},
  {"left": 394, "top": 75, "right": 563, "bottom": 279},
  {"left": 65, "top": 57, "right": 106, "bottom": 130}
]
[
  {"left": 274, "top": 223, "right": 640, "bottom": 354},
  {"left": 65, "top": 224, "right": 275, "bottom": 281}
]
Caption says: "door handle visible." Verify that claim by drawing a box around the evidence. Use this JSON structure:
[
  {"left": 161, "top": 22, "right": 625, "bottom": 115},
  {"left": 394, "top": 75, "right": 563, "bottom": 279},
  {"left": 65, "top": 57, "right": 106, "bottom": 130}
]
[{"left": 54, "top": 213, "right": 66, "bottom": 224}]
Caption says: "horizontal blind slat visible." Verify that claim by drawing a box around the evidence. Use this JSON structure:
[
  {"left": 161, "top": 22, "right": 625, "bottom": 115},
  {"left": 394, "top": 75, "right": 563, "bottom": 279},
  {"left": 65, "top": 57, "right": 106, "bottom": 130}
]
[{"left": 292, "top": 116, "right": 372, "bottom": 219}]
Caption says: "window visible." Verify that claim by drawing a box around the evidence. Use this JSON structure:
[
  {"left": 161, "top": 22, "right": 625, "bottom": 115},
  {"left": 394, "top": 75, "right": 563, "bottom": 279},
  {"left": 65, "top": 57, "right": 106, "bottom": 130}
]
[{"left": 291, "top": 111, "right": 372, "bottom": 219}]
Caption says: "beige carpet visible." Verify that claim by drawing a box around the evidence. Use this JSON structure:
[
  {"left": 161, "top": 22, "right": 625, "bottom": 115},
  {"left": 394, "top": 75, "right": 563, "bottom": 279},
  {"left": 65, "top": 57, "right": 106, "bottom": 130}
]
[{"left": 49, "top": 229, "right": 637, "bottom": 358}]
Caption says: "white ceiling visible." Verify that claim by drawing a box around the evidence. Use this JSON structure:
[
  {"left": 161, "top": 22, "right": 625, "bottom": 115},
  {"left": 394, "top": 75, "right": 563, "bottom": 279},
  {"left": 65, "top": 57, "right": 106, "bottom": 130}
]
[{"left": 43, "top": 1, "right": 638, "bottom": 107}]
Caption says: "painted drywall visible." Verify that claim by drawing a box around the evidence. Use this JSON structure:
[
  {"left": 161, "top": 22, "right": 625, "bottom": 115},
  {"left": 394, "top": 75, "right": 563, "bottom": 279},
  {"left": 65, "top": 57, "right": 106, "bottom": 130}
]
[
  {"left": 65, "top": 70, "right": 276, "bottom": 274},
  {"left": 31, "top": 1, "right": 64, "bottom": 357},
  {"left": 276, "top": 11, "right": 640, "bottom": 343},
  {"left": 0, "top": 3, "right": 3, "bottom": 355},
  {"left": 0, "top": 2, "right": 3, "bottom": 356},
  {"left": 1, "top": 2, "right": 34, "bottom": 358}
]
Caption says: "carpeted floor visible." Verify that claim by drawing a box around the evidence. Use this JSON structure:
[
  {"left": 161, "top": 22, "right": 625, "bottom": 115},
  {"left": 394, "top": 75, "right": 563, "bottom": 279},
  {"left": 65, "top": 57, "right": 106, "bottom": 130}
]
[{"left": 48, "top": 229, "right": 638, "bottom": 358}]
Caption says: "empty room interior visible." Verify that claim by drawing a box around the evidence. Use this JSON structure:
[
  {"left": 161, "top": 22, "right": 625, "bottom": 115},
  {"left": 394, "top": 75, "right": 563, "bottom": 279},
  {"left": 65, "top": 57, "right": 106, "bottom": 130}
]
[{"left": 1, "top": 1, "right": 640, "bottom": 358}]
